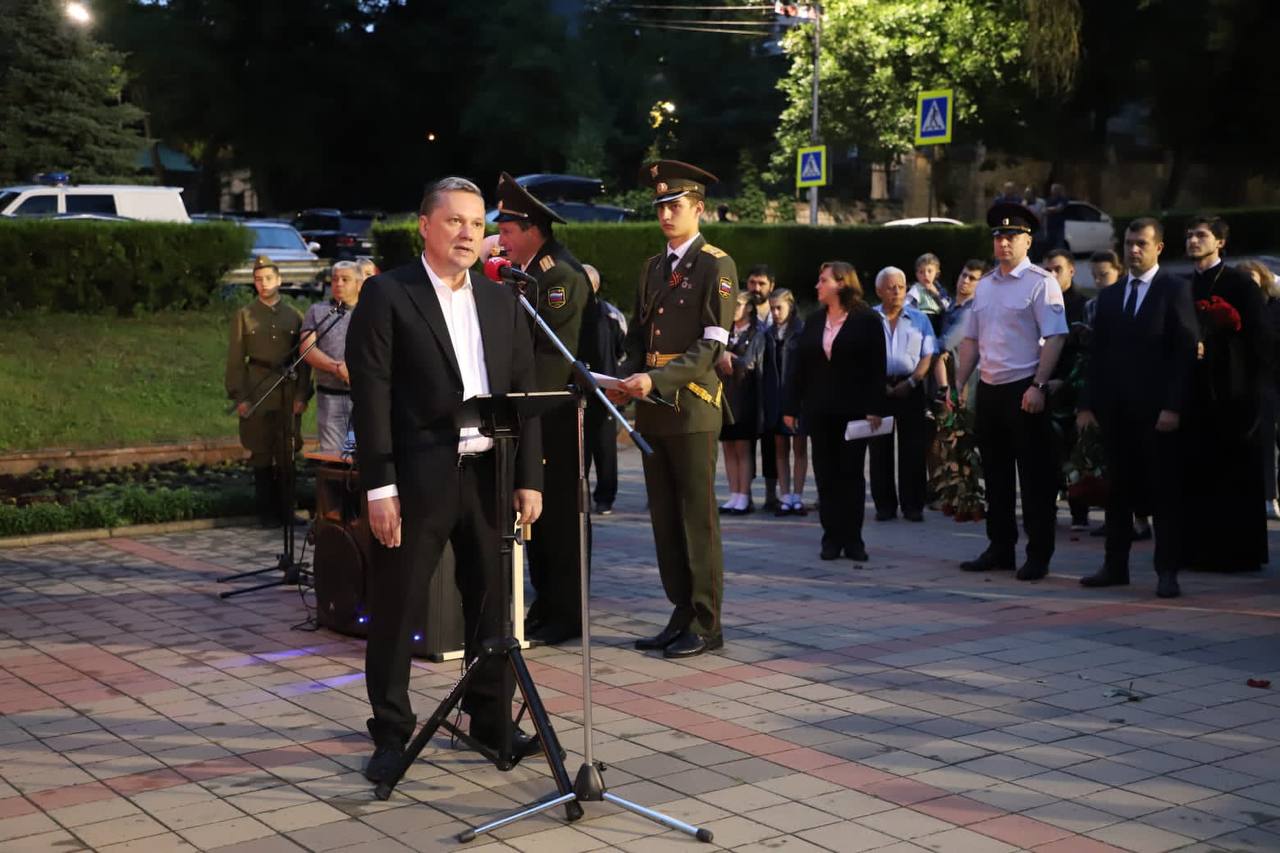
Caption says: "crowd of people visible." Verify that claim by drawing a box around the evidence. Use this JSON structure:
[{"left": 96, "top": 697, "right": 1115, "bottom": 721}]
[
  {"left": 222, "top": 162, "right": 1276, "bottom": 789},
  {"left": 707, "top": 204, "right": 1274, "bottom": 600}
]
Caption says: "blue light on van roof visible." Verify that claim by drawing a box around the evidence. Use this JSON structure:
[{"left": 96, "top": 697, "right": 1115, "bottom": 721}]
[{"left": 34, "top": 172, "right": 70, "bottom": 186}]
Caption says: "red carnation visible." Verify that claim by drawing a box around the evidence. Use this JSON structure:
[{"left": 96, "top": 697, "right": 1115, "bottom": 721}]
[{"left": 1195, "top": 295, "right": 1242, "bottom": 333}]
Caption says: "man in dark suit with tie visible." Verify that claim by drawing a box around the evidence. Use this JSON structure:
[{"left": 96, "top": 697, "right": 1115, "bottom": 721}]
[
  {"left": 346, "top": 177, "right": 545, "bottom": 784},
  {"left": 1076, "top": 217, "right": 1197, "bottom": 598}
]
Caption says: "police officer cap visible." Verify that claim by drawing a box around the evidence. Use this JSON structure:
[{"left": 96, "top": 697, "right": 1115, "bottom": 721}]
[
  {"left": 987, "top": 202, "right": 1039, "bottom": 236},
  {"left": 641, "top": 159, "right": 719, "bottom": 205},
  {"left": 494, "top": 171, "right": 567, "bottom": 226},
  {"left": 253, "top": 255, "right": 278, "bottom": 272}
]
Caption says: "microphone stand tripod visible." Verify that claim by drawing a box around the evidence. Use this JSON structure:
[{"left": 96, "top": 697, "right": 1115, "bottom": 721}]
[
  {"left": 453, "top": 282, "right": 713, "bottom": 843},
  {"left": 218, "top": 303, "right": 347, "bottom": 599}
]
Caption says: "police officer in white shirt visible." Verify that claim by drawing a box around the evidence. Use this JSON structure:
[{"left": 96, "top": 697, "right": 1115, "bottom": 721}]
[{"left": 954, "top": 203, "right": 1069, "bottom": 580}]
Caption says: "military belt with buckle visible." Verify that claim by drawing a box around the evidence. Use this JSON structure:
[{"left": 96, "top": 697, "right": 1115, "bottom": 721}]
[{"left": 645, "top": 352, "right": 680, "bottom": 368}]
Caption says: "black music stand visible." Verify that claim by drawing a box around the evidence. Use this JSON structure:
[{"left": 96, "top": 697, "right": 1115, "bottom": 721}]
[{"left": 373, "top": 391, "right": 584, "bottom": 824}]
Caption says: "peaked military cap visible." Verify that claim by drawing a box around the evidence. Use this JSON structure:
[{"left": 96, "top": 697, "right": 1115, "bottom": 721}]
[
  {"left": 987, "top": 201, "right": 1039, "bottom": 235},
  {"left": 641, "top": 159, "right": 719, "bottom": 205},
  {"left": 494, "top": 171, "right": 567, "bottom": 225},
  {"left": 252, "top": 255, "right": 279, "bottom": 272}
]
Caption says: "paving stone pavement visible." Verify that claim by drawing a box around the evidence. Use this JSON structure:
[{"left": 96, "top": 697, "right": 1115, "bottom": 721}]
[{"left": 2, "top": 447, "right": 1279, "bottom": 852}]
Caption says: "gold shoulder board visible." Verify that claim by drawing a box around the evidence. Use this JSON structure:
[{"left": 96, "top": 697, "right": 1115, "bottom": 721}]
[
  {"left": 539, "top": 255, "right": 556, "bottom": 272},
  {"left": 701, "top": 244, "right": 727, "bottom": 259}
]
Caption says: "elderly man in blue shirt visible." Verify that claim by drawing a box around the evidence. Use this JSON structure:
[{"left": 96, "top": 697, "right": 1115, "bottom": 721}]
[{"left": 871, "top": 266, "right": 938, "bottom": 522}]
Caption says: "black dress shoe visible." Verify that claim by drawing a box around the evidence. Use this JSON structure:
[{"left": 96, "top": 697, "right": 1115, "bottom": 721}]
[
  {"left": 594, "top": 502, "right": 613, "bottom": 515},
  {"left": 845, "top": 544, "right": 869, "bottom": 562},
  {"left": 527, "top": 621, "right": 581, "bottom": 647},
  {"left": 902, "top": 511, "right": 925, "bottom": 522},
  {"left": 1080, "top": 568, "right": 1129, "bottom": 587},
  {"left": 1016, "top": 561, "right": 1049, "bottom": 581},
  {"left": 663, "top": 629, "right": 723, "bottom": 659},
  {"left": 820, "top": 546, "right": 842, "bottom": 560},
  {"left": 960, "top": 551, "right": 1014, "bottom": 572},
  {"left": 469, "top": 722, "right": 543, "bottom": 766},
  {"left": 875, "top": 510, "right": 897, "bottom": 521},
  {"left": 1156, "top": 574, "right": 1181, "bottom": 598},
  {"left": 635, "top": 623, "right": 685, "bottom": 650},
  {"left": 364, "top": 742, "right": 404, "bottom": 783}
]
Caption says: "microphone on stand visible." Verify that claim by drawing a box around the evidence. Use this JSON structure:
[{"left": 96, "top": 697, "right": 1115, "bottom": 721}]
[{"left": 483, "top": 255, "right": 538, "bottom": 291}]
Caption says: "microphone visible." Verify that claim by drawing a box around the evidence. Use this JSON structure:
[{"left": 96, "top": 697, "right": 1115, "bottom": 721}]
[{"left": 483, "top": 255, "right": 538, "bottom": 288}]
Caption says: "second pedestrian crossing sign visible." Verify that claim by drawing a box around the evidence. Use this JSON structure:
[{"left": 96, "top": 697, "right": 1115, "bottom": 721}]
[
  {"left": 914, "top": 89, "right": 953, "bottom": 145},
  {"left": 795, "top": 145, "right": 827, "bottom": 188}
]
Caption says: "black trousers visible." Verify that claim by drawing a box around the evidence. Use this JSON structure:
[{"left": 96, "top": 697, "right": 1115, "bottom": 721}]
[
  {"left": 975, "top": 378, "right": 1057, "bottom": 564},
  {"left": 365, "top": 452, "right": 509, "bottom": 747},
  {"left": 809, "top": 416, "right": 869, "bottom": 553},
  {"left": 527, "top": 405, "right": 589, "bottom": 628},
  {"left": 869, "top": 384, "right": 928, "bottom": 515},
  {"left": 749, "top": 432, "right": 778, "bottom": 482},
  {"left": 1099, "top": 408, "right": 1182, "bottom": 576},
  {"left": 583, "top": 399, "right": 618, "bottom": 505}
]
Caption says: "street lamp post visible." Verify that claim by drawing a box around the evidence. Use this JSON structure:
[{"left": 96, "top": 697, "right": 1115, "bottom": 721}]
[{"left": 808, "top": 4, "right": 821, "bottom": 225}]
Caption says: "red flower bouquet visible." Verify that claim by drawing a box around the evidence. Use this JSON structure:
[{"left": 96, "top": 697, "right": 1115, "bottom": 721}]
[{"left": 1195, "top": 295, "right": 1242, "bottom": 333}]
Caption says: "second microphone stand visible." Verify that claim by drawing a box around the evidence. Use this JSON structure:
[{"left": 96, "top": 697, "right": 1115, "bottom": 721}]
[{"left": 455, "top": 279, "right": 713, "bottom": 843}]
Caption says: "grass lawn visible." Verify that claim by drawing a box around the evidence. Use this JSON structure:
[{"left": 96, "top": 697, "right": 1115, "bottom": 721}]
[{"left": 0, "top": 304, "right": 318, "bottom": 452}]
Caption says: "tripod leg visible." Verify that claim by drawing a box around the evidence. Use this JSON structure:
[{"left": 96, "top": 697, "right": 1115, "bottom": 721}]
[
  {"left": 374, "top": 657, "right": 482, "bottom": 801},
  {"left": 507, "top": 648, "right": 583, "bottom": 821},
  {"left": 602, "top": 792, "right": 714, "bottom": 842},
  {"left": 458, "top": 792, "right": 577, "bottom": 843}
]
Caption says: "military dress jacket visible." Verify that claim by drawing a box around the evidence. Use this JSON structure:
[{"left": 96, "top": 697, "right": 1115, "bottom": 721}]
[
  {"left": 523, "top": 239, "right": 593, "bottom": 392},
  {"left": 623, "top": 234, "right": 737, "bottom": 435},
  {"left": 225, "top": 298, "right": 310, "bottom": 412}
]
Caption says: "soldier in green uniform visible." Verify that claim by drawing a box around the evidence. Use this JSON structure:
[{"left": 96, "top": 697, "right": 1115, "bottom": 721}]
[
  {"left": 225, "top": 256, "right": 310, "bottom": 526},
  {"left": 495, "top": 172, "right": 594, "bottom": 646},
  {"left": 610, "top": 160, "right": 737, "bottom": 658}
]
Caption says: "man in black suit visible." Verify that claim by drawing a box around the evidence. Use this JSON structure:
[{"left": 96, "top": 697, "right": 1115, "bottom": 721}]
[
  {"left": 346, "top": 177, "right": 545, "bottom": 784},
  {"left": 1076, "top": 217, "right": 1197, "bottom": 598}
]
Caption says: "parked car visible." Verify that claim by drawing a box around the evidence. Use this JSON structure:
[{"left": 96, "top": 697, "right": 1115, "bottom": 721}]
[
  {"left": 883, "top": 217, "right": 966, "bottom": 227},
  {"left": 485, "top": 173, "right": 637, "bottom": 223},
  {"left": 0, "top": 181, "right": 191, "bottom": 222},
  {"left": 208, "top": 218, "right": 329, "bottom": 295},
  {"left": 1062, "top": 201, "right": 1116, "bottom": 256},
  {"left": 293, "top": 208, "right": 382, "bottom": 260}
]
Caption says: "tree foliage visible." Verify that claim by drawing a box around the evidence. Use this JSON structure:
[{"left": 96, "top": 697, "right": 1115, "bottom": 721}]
[
  {"left": 771, "top": 0, "right": 1029, "bottom": 175},
  {"left": 0, "top": 0, "right": 146, "bottom": 184}
]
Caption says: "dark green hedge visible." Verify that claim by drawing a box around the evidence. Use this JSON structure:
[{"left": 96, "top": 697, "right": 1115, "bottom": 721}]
[
  {"left": 0, "top": 484, "right": 254, "bottom": 538},
  {"left": 1112, "top": 206, "right": 1280, "bottom": 260},
  {"left": 372, "top": 220, "right": 990, "bottom": 311},
  {"left": 0, "top": 220, "right": 251, "bottom": 315}
]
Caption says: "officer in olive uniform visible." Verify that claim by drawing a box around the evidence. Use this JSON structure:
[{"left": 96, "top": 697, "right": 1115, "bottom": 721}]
[
  {"left": 495, "top": 172, "right": 593, "bottom": 647},
  {"left": 225, "top": 256, "right": 310, "bottom": 526},
  {"left": 611, "top": 160, "right": 737, "bottom": 659}
]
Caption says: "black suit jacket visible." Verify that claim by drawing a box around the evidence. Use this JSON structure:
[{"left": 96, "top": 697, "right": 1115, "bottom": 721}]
[
  {"left": 1080, "top": 269, "right": 1197, "bottom": 418},
  {"left": 784, "top": 307, "right": 887, "bottom": 423},
  {"left": 346, "top": 260, "right": 542, "bottom": 506}
]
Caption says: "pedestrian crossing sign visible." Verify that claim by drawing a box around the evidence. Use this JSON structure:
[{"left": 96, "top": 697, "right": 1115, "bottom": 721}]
[
  {"left": 795, "top": 145, "right": 827, "bottom": 188},
  {"left": 914, "top": 89, "right": 953, "bottom": 145}
]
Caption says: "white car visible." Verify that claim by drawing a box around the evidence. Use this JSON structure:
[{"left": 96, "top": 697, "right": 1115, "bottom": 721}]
[
  {"left": 883, "top": 217, "right": 965, "bottom": 227},
  {"left": 0, "top": 183, "right": 191, "bottom": 222},
  {"left": 1061, "top": 201, "right": 1115, "bottom": 256}
]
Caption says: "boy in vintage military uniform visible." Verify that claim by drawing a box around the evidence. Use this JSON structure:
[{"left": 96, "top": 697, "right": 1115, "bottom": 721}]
[
  {"left": 494, "top": 171, "right": 593, "bottom": 647},
  {"left": 225, "top": 256, "right": 310, "bottom": 526},
  {"left": 610, "top": 160, "right": 737, "bottom": 658}
]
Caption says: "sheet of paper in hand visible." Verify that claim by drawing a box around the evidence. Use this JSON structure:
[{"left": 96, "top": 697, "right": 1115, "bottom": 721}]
[{"left": 844, "top": 416, "right": 895, "bottom": 441}]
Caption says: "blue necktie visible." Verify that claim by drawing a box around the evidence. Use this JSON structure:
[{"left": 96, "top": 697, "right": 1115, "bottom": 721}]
[{"left": 1123, "top": 278, "right": 1139, "bottom": 320}]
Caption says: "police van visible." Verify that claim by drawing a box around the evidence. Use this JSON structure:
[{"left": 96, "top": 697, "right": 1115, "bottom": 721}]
[{"left": 0, "top": 174, "right": 190, "bottom": 222}]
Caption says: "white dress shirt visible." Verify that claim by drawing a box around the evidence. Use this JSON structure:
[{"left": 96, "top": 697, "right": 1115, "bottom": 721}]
[
  {"left": 959, "top": 257, "right": 1069, "bottom": 385},
  {"left": 367, "top": 256, "right": 493, "bottom": 501},
  {"left": 1123, "top": 264, "right": 1159, "bottom": 316}
]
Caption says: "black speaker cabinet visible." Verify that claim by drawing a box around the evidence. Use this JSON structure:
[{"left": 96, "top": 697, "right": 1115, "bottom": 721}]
[{"left": 311, "top": 461, "right": 465, "bottom": 660}]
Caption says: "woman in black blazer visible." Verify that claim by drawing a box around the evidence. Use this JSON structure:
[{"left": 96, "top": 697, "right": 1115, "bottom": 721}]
[
  {"left": 783, "top": 262, "right": 887, "bottom": 561},
  {"left": 768, "top": 289, "right": 808, "bottom": 515}
]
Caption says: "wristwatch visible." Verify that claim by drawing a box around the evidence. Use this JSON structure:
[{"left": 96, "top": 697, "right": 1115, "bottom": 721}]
[
  {"left": 1034, "top": 382, "right": 1050, "bottom": 393},
  {"left": 907, "top": 377, "right": 919, "bottom": 389}
]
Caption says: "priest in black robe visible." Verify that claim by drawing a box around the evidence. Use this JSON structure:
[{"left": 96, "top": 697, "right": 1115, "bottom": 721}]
[{"left": 1181, "top": 215, "right": 1270, "bottom": 572}]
